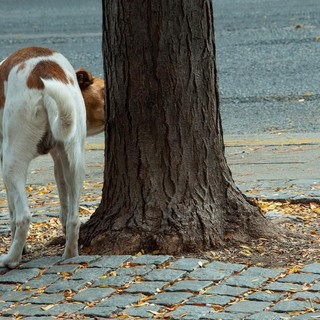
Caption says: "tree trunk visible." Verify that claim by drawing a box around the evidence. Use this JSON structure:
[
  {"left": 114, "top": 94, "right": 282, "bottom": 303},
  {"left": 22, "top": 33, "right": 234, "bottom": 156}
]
[{"left": 80, "top": 0, "right": 275, "bottom": 255}]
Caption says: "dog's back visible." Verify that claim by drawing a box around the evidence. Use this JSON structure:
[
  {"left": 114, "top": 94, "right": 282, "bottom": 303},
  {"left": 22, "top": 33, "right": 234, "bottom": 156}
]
[{"left": 0, "top": 47, "right": 86, "bottom": 151}]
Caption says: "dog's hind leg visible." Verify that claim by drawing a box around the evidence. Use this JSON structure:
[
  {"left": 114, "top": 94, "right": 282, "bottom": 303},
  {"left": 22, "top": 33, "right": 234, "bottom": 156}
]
[
  {"left": 0, "top": 150, "right": 32, "bottom": 268},
  {"left": 51, "top": 149, "right": 69, "bottom": 235},
  {"left": 53, "top": 140, "right": 85, "bottom": 259}
]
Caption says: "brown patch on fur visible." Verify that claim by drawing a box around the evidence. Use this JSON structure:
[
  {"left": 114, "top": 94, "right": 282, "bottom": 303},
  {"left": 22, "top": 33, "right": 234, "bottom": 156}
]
[
  {"left": 17, "top": 62, "right": 26, "bottom": 73},
  {"left": 77, "top": 69, "right": 105, "bottom": 136},
  {"left": 68, "top": 77, "right": 74, "bottom": 86},
  {"left": 27, "top": 60, "right": 69, "bottom": 90},
  {"left": 0, "top": 47, "right": 55, "bottom": 108}
]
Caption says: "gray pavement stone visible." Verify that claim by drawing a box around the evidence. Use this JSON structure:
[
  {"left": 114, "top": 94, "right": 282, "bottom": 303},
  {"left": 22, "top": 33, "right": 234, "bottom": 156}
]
[
  {"left": 224, "top": 274, "right": 269, "bottom": 288},
  {"left": 244, "top": 266, "right": 285, "bottom": 278},
  {"left": 189, "top": 267, "right": 233, "bottom": 281},
  {"left": 278, "top": 273, "right": 320, "bottom": 284},
  {"left": 0, "top": 302, "right": 12, "bottom": 311},
  {"left": 292, "top": 312, "right": 320, "bottom": 319},
  {"left": 143, "top": 268, "right": 186, "bottom": 282},
  {"left": 271, "top": 300, "right": 318, "bottom": 312},
  {"left": 61, "top": 255, "right": 101, "bottom": 264},
  {"left": 96, "top": 293, "right": 142, "bottom": 308},
  {"left": 0, "top": 268, "right": 40, "bottom": 283},
  {"left": 21, "top": 256, "right": 62, "bottom": 269},
  {"left": 124, "top": 281, "right": 167, "bottom": 294},
  {"left": 187, "top": 261, "right": 245, "bottom": 283},
  {"left": 72, "top": 287, "right": 115, "bottom": 302},
  {"left": 199, "top": 312, "right": 249, "bottom": 319},
  {"left": 310, "top": 283, "right": 320, "bottom": 291},
  {"left": 24, "top": 318, "right": 56, "bottom": 320},
  {"left": 149, "top": 291, "right": 193, "bottom": 306},
  {"left": 168, "top": 305, "right": 216, "bottom": 320},
  {"left": 206, "top": 284, "right": 249, "bottom": 296},
  {"left": 206, "top": 261, "right": 246, "bottom": 272},
  {"left": 224, "top": 301, "right": 271, "bottom": 313},
  {"left": 78, "top": 306, "right": 118, "bottom": 317},
  {"left": 186, "top": 294, "right": 234, "bottom": 306},
  {"left": 246, "top": 291, "right": 286, "bottom": 302},
  {"left": 122, "top": 305, "right": 162, "bottom": 318},
  {"left": 70, "top": 267, "right": 110, "bottom": 280},
  {"left": 302, "top": 263, "right": 320, "bottom": 274},
  {"left": 44, "top": 212, "right": 59, "bottom": 218},
  {"left": 264, "top": 282, "right": 303, "bottom": 292},
  {"left": 45, "top": 279, "right": 88, "bottom": 293},
  {"left": 90, "top": 255, "right": 131, "bottom": 268},
  {"left": 0, "top": 284, "right": 17, "bottom": 292},
  {"left": 292, "top": 291, "right": 320, "bottom": 301},
  {"left": 3, "top": 303, "right": 85, "bottom": 316},
  {"left": 133, "top": 254, "right": 172, "bottom": 265},
  {"left": 0, "top": 252, "right": 318, "bottom": 320},
  {"left": 168, "top": 258, "right": 209, "bottom": 271},
  {"left": 42, "top": 303, "right": 86, "bottom": 316},
  {"left": 21, "top": 274, "right": 61, "bottom": 290},
  {"left": 93, "top": 275, "right": 134, "bottom": 287},
  {"left": 246, "top": 311, "right": 288, "bottom": 320},
  {"left": 44, "top": 264, "right": 80, "bottom": 275},
  {"left": 116, "top": 264, "right": 154, "bottom": 276},
  {"left": 25, "top": 293, "right": 65, "bottom": 304},
  {"left": 166, "top": 280, "right": 213, "bottom": 292}
]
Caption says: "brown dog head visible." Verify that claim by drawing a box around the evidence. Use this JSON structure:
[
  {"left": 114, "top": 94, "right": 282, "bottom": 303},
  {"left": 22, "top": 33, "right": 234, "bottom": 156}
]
[{"left": 76, "top": 68, "right": 105, "bottom": 136}]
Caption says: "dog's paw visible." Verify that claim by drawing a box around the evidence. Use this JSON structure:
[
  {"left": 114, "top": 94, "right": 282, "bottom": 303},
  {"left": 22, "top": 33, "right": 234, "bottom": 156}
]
[
  {"left": 62, "top": 249, "right": 78, "bottom": 260},
  {"left": 0, "top": 254, "right": 20, "bottom": 269}
]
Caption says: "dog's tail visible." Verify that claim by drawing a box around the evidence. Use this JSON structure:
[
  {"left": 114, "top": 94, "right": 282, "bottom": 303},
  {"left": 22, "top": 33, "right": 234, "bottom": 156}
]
[{"left": 41, "top": 79, "right": 76, "bottom": 142}]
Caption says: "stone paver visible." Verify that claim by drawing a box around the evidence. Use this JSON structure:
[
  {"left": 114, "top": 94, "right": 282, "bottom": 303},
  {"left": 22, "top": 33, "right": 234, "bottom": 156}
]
[
  {"left": 168, "top": 258, "right": 209, "bottom": 271},
  {"left": 224, "top": 301, "right": 271, "bottom": 313},
  {"left": 271, "top": 300, "right": 320, "bottom": 312},
  {"left": 143, "top": 268, "right": 186, "bottom": 282},
  {"left": 89, "top": 255, "right": 131, "bottom": 268},
  {"left": 96, "top": 293, "right": 142, "bottom": 307},
  {"left": 278, "top": 272, "right": 320, "bottom": 284},
  {"left": 21, "top": 274, "right": 61, "bottom": 290},
  {"left": 0, "top": 268, "right": 40, "bottom": 283},
  {"left": 124, "top": 281, "right": 167, "bottom": 294},
  {"left": 45, "top": 279, "right": 88, "bottom": 293},
  {"left": 0, "top": 140, "right": 320, "bottom": 319},
  {"left": 122, "top": 305, "right": 162, "bottom": 318},
  {"left": 93, "top": 275, "right": 134, "bottom": 287},
  {"left": 168, "top": 305, "right": 217, "bottom": 320},
  {"left": 150, "top": 291, "right": 193, "bottom": 305},
  {"left": 72, "top": 287, "right": 115, "bottom": 302},
  {"left": 206, "top": 284, "right": 249, "bottom": 296},
  {"left": 246, "top": 291, "right": 287, "bottom": 302},
  {"left": 26, "top": 293, "right": 66, "bottom": 305},
  {"left": 0, "top": 255, "right": 318, "bottom": 319},
  {"left": 166, "top": 280, "right": 213, "bottom": 292},
  {"left": 302, "top": 263, "right": 320, "bottom": 274},
  {"left": 187, "top": 294, "right": 234, "bottom": 306},
  {"left": 70, "top": 267, "right": 110, "bottom": 280}
]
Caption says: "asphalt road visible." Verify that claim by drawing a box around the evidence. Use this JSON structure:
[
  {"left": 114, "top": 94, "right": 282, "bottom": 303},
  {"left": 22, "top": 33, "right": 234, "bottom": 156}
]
[{"left": 0, "top": 0, "right": 319, "bottom": 135}]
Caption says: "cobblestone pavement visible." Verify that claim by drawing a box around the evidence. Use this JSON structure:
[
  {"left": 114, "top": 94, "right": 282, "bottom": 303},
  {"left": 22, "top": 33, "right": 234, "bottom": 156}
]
[
  {"left": 0, "top": 136, "right": 319, "bottom": 319},
  {"left": 0, "top": 255, "right": 319, "bottom": 319}
]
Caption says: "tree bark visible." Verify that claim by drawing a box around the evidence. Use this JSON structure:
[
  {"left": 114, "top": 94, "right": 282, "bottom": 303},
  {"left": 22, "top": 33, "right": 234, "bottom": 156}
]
[{"left": 80, "top": 0, "right": 275, "bottom": 255}]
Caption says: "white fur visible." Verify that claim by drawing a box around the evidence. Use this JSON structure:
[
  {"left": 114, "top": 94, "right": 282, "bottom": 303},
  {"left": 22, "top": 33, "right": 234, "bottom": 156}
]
[{"left": 0, "top": 52, "right": 86, "bottom": 268}]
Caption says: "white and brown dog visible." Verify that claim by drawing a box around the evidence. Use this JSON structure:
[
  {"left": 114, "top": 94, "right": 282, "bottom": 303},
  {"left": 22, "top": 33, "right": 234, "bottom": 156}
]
[{"left": 0, "top": 47, "right": 105, "bottom": 268}]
